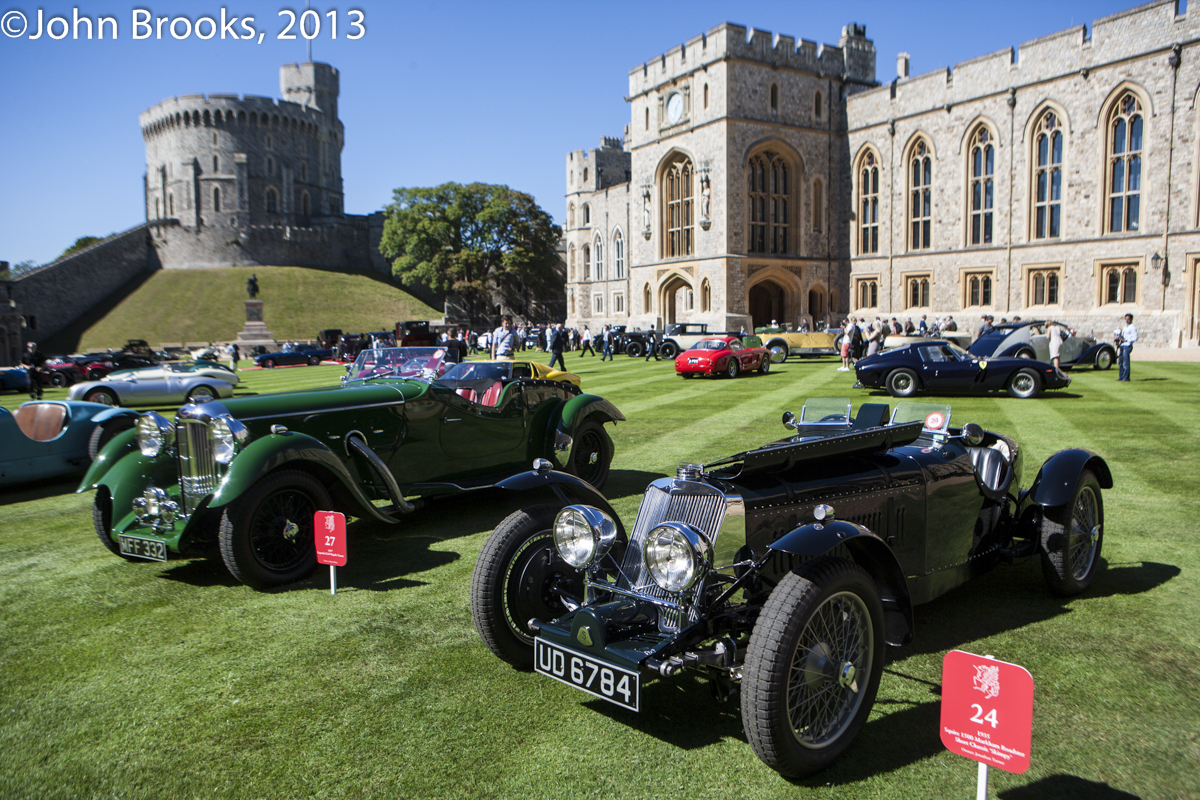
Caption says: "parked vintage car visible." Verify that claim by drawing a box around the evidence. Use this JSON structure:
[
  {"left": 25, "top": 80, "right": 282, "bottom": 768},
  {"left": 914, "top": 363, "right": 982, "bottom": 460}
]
[
  {"left": 757, "top": 327, "right": 841, "bottom": 361},
  {"left": 470, "top": 398, "right": 1110, "bottom": 777},
  {"left": 254, "top": 343, "right": 334, "bottom": 368},
  {"left": 109, "top": 360, "right": 241, "bottom": 386},
  {"left": 435, "top": 360, "right": 582, "bottom": 401},
  {"left": 0, "top": 367, "right": 30, "bottom": 393},
  {"left": 675, "top": 336, "right": 770, "bottom": 378},
  {"left": 66, "top": 369, "right": 237, "bottom": 407},
  {"left": 969, "top": 320, "right": 1116, "bottom": 370},
  {"left": 80, "top": 346, "right": 625, "bottom": 588},
  {"left": 40, "top": 359, "right": 87, "bottom": 387},
  {"left": 1, "top": 400, "right": 138, "bottom": 486},
  {"left": 854, "top": 340, "right": 1071, "bottom": 399},
  {"left": 342, "top": 346, "right": 451, "bottom": 382},
  {"left": 658, "top": 323, "right": 742, "bottom": 359}
]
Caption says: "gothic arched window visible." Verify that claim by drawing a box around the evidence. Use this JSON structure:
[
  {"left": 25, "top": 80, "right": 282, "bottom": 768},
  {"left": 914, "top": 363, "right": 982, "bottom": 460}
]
[
  {"left": 748, "top": 152, "right": 790, "bottom": 254},
  {"left": 857, "top": 150, "right": 880, "bottom": 254},
  {"left": 662, "top": 154, "right": 694, "bottom": 257},
  {"left": 1033, "top": 109, "right": 1063, "bottom": 239},
  {"left": 968, "top": 126, "right": 994, "bottom": 245},
  {"left": 909, "top": 139, "right": 932, "bottom": 250},
  {"left": 1107, "top": 93, "right": 1143, "bottom": 233},
  {"left": 613, "top": 230, "right": 624, "bottom": 278}
]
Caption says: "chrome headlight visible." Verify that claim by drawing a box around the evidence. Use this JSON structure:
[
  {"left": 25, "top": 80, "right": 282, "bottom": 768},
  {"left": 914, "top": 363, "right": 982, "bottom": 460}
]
[
  {"left": 210, "top": 416, "right": 248, "bottom": 465},
  {"left": 644, "top": 522, "right": 712, "bottom": 593},
  {"left": 136, "top": 412, "right": 174, "bottom": 457},
  {"left": 553, "top": 505, "right": 617, "bottom": 568}
]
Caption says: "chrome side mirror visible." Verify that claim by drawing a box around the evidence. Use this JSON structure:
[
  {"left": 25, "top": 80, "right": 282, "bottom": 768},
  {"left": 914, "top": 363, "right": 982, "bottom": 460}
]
[
  {"left": 782, "top": 411, "right": 799, "bottom": 431},
  {"left": 961, "top": 422, "right": 985, "bottom": 447}
]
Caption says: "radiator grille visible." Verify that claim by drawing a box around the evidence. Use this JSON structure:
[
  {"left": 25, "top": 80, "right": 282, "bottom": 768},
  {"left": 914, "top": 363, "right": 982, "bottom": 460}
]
[
  {"left": 176, "top": 419, "right": 218, "bottom": 514},
  {"left": 618, "top": 482, "right": 728, "bottom": 632}
]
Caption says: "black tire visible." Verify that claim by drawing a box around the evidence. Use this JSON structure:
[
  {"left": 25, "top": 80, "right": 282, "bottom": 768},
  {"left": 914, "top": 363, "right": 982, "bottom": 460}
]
[
  {"left": 87, "top": 416, "right": 136, "bottom": 461},
  {"left": 49, "top": 372, "right": 67, "bottom": 388},
  {"left": 625, "top": 341, "right": 644, "bottom": 358},
  {"left": 659, "top": 342, "right": 679, "bottom": 359},
  {"left": 186, "top": 384, "right": 218, "bottom": 403},
  {"left": 681, "top": 372, "right": 695, "bottom": 379},
  {"left": 767, "top": 340, "right": 789, "bottom": 363},
  {"left": 565, "top": 419, "right": 612, "bottom": 490},
  {"left": 742, "top": 558, "right": 885, "bottom": 779},
  {"left": 726, "top": 358, "right": 740, "bottom": 379},
  {"left": 759, "top": 355, "right": 771, "bottom": 374},
  {"left": 1040, "top": 469, "right": 1104, "bottom": 596},
  {"left": 263, "top": 359, "right": 276, "bottom": 369},
  {"left": 1093, "top": 347, "right": 1114, "bottom": 370},
  {"left": 470, "top": 505, "right": 583, "bottom": 669},
  {"left": 308, "top": 356, "right": 320, "bottom": 366},
  {"left": 1015, "top": 347, "right": 1036, "bottom": 359},
  {"left": 886, "top": 368, "right": 918, "bottom": 398},
  {"left": 86, "top": 369, "right": 106, "bottom": 381},
  {"left": 1007, "top": 368, "right": 1042, "bottom": 399},
  {"left": 93, "top": 490, "right": 136, "bottom": 560},
  {"left": 218, "top": 470, "right": 331, "bottom": 589},
  {"left": 84, "top": 387, "right": 119, "bottom": 407}
]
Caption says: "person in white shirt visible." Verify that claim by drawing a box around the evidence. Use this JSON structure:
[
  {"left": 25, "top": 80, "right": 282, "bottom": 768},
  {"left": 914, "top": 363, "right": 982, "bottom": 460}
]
[
  {"left": 1116, "top": 313, "right": 1138, "bottom": 382},
  {"left": 491, "top": 315, "right": 516, "bottom": 360}
]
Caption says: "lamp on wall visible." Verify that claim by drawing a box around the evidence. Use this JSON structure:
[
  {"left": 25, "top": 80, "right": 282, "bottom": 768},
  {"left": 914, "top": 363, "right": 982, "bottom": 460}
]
[{"left": 1150, "top": 252, "right": 1162, "bottom": 271}]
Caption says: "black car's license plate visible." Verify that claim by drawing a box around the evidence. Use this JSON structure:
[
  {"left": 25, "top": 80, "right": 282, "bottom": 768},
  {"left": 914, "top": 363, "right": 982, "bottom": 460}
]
[
  {"left": 534, "top": 638, "right": 639, "bottom": 712},
  {"left": 118, "top": 535, "right": 168, "bottom": 562}
]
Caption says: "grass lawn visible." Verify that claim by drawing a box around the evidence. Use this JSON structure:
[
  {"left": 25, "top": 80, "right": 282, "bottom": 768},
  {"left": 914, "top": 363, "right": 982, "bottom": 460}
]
[{"left": 1, "top": 355, "right": 1198, "bottom": 799}]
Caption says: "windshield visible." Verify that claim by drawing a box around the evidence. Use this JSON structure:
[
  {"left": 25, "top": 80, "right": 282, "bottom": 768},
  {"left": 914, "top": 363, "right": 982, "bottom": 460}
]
[
  {"left": 439, "top": 362, "right": 512, "bottom": 382},
  {"left": 890, "top": 402, "right": 952, "bottom": 434},
  {"left": 346, "top": 347, "right": 446, "bottom": 382},
  {"left": 693, "top": 340, "right": 730, "bottom": 351},
  {"left": 800, "top": 397, "right": 852, "bottom": 424}
]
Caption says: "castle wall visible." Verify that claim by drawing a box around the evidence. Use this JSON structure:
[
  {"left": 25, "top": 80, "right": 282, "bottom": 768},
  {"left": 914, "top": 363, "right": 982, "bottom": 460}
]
[
  {"left": 9, "top": 224, "right": 158, "bottom": 343},
  {"left": 845, "top": 0, "right": 1198, "bottom": 347}
]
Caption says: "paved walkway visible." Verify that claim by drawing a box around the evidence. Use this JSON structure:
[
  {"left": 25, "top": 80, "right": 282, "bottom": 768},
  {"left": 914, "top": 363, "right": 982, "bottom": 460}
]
[{"left": 1132, "top": 347, "right": 1200, "bottom": 362}]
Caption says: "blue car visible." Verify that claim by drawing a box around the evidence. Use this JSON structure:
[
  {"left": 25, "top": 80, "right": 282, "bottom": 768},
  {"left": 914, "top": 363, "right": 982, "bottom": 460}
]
[
  {"left": 1, "top": 400, "right": 139, "bottom": 487},
  {"left": 254, "top": 344, "right": 333, "bottom": 368},
  {"left": 855, "top": 340, "right": 1071, "bottom": 399},
  {"left": 1, "top": 368, "right": 30, "bottom": 393}
]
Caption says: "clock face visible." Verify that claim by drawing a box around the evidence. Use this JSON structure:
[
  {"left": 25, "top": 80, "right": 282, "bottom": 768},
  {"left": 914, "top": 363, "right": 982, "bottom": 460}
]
[{"left": 666, "top": 93, "right": 683, "bottom": 124}]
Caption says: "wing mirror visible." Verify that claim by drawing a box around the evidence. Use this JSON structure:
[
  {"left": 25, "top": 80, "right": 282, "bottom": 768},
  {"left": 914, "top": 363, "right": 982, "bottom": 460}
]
[
  {"left": 782, "top": 411, "right": 800, "bottom": 431},
  {"left": 961, "top": 422, "right": 985, "bottom": 447}
]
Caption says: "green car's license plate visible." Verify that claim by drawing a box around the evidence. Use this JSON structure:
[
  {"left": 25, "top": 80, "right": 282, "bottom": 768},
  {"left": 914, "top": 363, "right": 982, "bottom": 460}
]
[
  {"left": 118, "top": 535, "right": 168, "bottom": 562},
  {"left": 534, "top": 638, "right": 639, "bottom": 712}
]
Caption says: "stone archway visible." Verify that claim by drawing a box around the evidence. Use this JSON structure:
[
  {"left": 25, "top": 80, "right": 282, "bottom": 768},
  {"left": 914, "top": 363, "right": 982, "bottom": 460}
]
[
  {"left": 749, "top": 280, "right": 786, "bottom": 329},
  {"left": 746, "top": 266, "right": 803, "bottom": 329},
  {"left": 660, "top": 273, "right": 693, "bottom": 326}
]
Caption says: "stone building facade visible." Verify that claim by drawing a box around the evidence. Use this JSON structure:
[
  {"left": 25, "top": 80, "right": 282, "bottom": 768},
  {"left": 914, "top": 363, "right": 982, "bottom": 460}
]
[
  {"left": 569, "top": 0, "right": 1200, "bottom": 348},
  {"left": 566, "top": 23, "right": 876, "bottom": 333},
  {"left": 848, "top": 0, "right": 1199, "bottom": 348}
]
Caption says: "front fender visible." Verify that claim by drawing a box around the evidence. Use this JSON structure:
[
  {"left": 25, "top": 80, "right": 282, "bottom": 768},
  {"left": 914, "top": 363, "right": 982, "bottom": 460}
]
[
  {"left": 769, "top": 520, "right": 913, "bottom": 646},
  {"left": 209, "top": 432, "right": 396, "bottom": 524},
  {"left": 1079, "top": 342, "right": 1114, "bottom": 367},
  {"left": 558, "top": 393, "right": 626, "bottom": 432},
  {"left": 495, "top": 468, "right": 626, "bottom": 540},
  {"left": 1025, "top": 449, "right": 1113, "bottom": 509},
  {"left": 78, "top": 427, "right": 139, "bottom": 491}
]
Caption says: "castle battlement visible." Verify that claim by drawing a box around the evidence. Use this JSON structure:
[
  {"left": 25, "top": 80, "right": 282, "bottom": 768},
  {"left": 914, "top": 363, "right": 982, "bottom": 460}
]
[
  {"left": 850, "top": 0, "right": 1191, "bottom": 128},
  {"left": 628, "top": 21, "right": 875, "bottom": 96}
]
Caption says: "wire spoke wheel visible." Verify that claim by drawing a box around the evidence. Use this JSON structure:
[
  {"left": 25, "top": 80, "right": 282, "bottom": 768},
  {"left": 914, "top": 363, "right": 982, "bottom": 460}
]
[
  {"left": 786, "top": 592, "right": 873, "bottom": 748},
  {"left": 248, "top": 487, "right": 317, "bottom": 573},
  {"left": 1067, "top": 486, "right": 1100, "bottom": 580}
]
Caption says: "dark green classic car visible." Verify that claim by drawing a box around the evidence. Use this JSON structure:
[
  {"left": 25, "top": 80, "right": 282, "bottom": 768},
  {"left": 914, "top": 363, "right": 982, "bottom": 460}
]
[{"left": 80, "top": 348, "right": 625, "bottom": 589}]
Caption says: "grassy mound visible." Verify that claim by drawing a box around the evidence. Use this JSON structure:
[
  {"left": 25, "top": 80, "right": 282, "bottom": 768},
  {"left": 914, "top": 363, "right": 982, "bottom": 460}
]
[{"left": 51, "top": 266, "right": 440, "bottom": 352}]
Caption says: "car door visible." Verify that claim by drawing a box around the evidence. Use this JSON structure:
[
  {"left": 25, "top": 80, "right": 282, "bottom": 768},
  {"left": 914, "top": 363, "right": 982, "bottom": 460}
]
[
  {"left": 918, "top": 345, "right": 979, "bottom": 391},
  {"left": 1056, "top": 322, "right": 1085, "bottom": 363},
  {"left": 438, "top": 382, "right": 525, "bottom": 464}
]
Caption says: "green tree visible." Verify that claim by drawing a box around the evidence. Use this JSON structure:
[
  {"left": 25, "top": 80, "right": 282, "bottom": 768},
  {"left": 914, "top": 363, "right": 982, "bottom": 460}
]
[
  {"left": 380, "top": 182, "right": 562, "bottom": 324},
  {"left": 60, "top": 236, "right": 104, "bottom": 259}
]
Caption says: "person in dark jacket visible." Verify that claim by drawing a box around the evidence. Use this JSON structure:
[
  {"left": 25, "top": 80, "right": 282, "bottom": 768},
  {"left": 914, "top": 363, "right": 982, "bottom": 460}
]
[
  {"left": 547, "top": 323, "right": 567, "bottom": 371},
  {"left": 21, "top": 341, "right": 47, "bottom": 400}
]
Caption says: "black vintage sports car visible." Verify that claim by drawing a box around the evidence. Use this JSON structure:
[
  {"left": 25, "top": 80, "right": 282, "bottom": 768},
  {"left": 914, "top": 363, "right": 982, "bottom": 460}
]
[
  {"left": 469, "top": 398, "right": 1110, "bottom": 778},
  {"left": 254, "top": 343, "right": 334, "bottom": 368},
  {"left": 969, "top": 320, "right": 1116, "bottom": 370},
  {"left": 855, "top": 340, "right": 1071, "bottom": 399}
]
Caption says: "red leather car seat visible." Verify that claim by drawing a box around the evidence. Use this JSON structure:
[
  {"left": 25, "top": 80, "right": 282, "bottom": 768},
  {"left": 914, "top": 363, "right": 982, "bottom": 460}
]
[{"left": 13, "top": 403, "right": 67, "bottom": 442}]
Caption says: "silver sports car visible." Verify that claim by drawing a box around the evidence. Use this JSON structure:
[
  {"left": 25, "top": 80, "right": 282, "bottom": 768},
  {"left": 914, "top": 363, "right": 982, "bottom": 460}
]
[{"left": 67, "top": 370, "right": 236, "bottom": 406}]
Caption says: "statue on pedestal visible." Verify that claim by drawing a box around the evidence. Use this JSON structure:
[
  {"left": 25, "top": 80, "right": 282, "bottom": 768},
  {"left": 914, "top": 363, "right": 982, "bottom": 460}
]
[{"left": 247, "top": 274, "right": 259, "bottom": 299}]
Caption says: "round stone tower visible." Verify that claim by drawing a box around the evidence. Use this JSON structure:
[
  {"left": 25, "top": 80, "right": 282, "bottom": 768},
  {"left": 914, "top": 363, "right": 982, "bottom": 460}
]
[{"left": 139, "top": 62, "right": 348, "bottom": 268}]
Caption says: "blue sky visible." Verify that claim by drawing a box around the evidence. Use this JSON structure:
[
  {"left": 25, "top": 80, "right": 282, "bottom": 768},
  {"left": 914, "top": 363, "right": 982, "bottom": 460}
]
[{"left": 0, "top": 0, "right": 1138, "bottom": 266}]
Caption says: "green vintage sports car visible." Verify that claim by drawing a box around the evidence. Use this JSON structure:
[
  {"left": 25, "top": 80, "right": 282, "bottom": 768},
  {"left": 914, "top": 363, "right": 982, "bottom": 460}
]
[{"left": 79, "top": 347, "right": 625, "bottom": 589}]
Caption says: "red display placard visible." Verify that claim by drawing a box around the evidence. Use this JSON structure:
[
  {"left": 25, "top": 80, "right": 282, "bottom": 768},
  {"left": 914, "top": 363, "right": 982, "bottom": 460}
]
[
  {"left": 314, "top": 510, "right": 347, "bottom": 566},
  {"left": 940, "top": 650, "right": 1034, "bottom": 774}
]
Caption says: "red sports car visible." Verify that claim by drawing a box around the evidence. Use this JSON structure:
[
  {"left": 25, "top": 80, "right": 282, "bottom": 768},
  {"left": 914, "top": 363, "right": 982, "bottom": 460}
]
[{"left": 675, "top": 335, "right": 770, "bottom": 378}]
